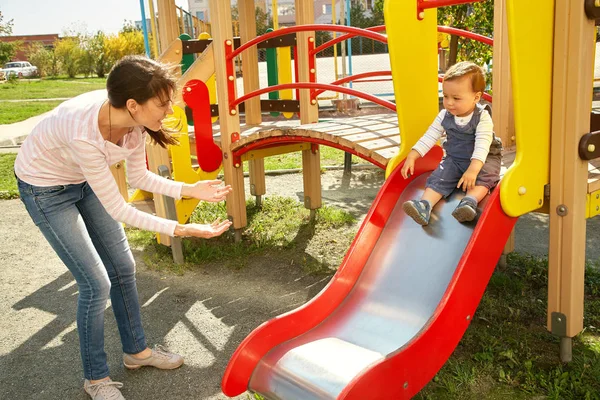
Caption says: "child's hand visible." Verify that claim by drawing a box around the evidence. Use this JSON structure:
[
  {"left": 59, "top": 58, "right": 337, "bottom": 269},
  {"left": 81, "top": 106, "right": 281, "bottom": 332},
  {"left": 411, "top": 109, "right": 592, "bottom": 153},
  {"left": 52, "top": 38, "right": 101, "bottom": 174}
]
[
  {"left": 401, "top": 150, "right": 420, "bottom": 179},
  {"left": 457, "top": 170, "right": 478, "bottom": 191}
]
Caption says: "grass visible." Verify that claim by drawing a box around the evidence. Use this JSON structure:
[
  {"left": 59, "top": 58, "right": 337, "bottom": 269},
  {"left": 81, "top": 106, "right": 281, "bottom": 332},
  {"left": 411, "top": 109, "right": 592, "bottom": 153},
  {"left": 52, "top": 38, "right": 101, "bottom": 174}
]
[
  {"left": 0, "top": 77, "right": 106, "bottom": 124},
  {"left": 0, "top": 77, "right": 106, "bottom": 100},
  {"left": 417, "top": 253, "right": 600, "bottom": 400},
  {"left": 126, "top": 196, "right": 357, "bottom": 275},
  {"left": 0, "top": 153, "right": 18, "bottom": 199},
  {"left": 0, "top": 100, "right": 64, "bottom": 124}
]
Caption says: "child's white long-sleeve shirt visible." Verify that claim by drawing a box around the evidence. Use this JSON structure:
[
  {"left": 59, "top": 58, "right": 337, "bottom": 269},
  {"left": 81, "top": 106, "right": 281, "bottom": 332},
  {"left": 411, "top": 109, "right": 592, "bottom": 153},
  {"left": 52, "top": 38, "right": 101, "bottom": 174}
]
[{"left": 412, "top": 109, "right": 494, "bottom": 162}]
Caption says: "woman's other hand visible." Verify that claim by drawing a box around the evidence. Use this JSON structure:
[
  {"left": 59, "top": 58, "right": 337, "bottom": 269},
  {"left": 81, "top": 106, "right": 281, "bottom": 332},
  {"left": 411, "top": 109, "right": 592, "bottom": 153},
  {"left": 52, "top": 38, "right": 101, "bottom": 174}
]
[
  {"left": 174, "top": 218, "right": 232, "bottom": 238},
  {"left": 181, "top": 179, "right": 233, "bottom": 202}
]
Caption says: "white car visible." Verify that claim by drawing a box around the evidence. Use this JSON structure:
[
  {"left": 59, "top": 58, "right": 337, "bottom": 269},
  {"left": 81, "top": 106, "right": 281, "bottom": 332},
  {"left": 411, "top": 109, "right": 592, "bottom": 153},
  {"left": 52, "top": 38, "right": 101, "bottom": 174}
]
[{"left": 1, "top": 61, "right": 39, "bottom": 79}]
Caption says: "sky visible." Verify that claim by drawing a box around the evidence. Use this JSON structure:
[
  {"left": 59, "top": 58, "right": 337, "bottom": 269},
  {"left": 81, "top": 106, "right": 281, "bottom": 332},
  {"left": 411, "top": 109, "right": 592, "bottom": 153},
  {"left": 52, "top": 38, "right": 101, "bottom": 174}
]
[{"left": 2, "top": 0, "right": 189, "bottom": 36}]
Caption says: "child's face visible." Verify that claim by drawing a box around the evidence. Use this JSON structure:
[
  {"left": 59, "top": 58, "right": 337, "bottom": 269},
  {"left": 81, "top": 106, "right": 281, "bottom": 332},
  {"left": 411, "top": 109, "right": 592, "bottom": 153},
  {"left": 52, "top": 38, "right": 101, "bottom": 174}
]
[{"left": 442, "top": 76, "right": 482, "bottom": 117}]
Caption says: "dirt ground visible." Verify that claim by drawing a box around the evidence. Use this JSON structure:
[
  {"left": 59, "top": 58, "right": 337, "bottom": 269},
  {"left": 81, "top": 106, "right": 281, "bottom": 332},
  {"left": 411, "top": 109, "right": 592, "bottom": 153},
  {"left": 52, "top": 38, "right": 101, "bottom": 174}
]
[
  {"left": 0, "top": 168, "right": 382, "bottom": 400},
  {"left": 2, "top": 166, "right": 600, "bottom": 400}
]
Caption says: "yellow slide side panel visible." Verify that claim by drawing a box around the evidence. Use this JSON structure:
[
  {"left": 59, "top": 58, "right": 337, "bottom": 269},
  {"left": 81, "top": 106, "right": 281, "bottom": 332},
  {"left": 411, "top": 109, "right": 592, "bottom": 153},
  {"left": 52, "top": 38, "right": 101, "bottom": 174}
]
[
  {"left": 500, "top": 0, "right": 554, "bottom": 217},
  {"left": 199, "top": 32, "right": 219, "bottom": 123},
  {"left": 278, "top": 45, "right": 294, "bottom": 118},
  {"left": 384, "top": 1, "right": 439, "bottom": 177}
]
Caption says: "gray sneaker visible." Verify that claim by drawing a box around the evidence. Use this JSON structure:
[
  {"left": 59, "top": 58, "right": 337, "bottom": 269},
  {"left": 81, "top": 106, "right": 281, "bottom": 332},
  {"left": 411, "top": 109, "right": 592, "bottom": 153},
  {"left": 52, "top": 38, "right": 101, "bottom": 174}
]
[
  {"left": 123, "top": 345, "right": 184, "bottom": 370},
  {"left": 452, "top": 198, "right": 478, "bottom": 222},
  {"left": 403, "top": 200, "right": 431, "bottom": 225},
  {"left": 84, "top": 379, "right": 125, "bottom": 400}
]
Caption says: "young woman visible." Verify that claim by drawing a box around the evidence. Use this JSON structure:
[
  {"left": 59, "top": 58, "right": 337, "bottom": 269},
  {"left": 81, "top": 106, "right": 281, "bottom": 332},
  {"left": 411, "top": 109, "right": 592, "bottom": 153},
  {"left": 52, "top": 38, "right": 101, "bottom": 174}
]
[{"left": 14, "top": 55, "right": 232, "bottom": 399}]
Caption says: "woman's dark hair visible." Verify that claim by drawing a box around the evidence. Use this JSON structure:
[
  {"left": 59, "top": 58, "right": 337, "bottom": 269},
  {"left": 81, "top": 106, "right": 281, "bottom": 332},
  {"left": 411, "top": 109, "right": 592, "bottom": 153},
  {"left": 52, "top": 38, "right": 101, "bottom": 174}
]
[{"left": 107, "top": 55, "right": 178, "bottom": 148}]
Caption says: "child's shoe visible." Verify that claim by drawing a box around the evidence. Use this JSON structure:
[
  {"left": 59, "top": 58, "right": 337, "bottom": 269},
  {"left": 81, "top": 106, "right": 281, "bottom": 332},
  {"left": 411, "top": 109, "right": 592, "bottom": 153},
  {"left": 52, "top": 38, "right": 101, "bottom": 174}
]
[
  {"left": 403, "top": 200, "right": 431, "bottom": 225},
  {"left": 452, "top": 197, "right": 478, "bottom": 222}
]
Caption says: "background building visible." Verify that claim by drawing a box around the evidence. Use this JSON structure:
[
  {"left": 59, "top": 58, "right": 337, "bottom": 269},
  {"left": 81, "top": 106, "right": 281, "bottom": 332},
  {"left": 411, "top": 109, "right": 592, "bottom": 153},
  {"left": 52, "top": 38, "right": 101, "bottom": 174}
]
[{"left": 0, "top": 34, "right": 59, "bottom": 62}]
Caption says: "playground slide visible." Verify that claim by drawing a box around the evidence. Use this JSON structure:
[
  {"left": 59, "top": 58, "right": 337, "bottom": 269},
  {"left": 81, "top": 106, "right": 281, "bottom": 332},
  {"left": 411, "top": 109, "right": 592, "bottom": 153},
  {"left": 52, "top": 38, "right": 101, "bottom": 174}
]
[{"left": 221, "top": 146, "right": 517, "bottom": 399}]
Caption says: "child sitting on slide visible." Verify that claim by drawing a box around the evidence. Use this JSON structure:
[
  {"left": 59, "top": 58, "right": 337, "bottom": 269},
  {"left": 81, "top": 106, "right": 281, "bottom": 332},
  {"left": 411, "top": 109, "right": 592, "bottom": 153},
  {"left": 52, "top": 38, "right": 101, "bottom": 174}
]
[{"left": 402, "top": 61, "right": 502, "bottom": 226}]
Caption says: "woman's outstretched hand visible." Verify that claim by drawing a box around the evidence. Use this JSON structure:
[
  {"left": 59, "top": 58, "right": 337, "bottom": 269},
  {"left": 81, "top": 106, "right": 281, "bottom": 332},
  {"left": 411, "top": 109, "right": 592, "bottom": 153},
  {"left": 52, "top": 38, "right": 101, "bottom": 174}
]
[
  {"left": 181, "top": 179, "right": 233, "bottom": 202},
  {"left": 174, "top": 218, "right": 232, "bottom": 238}
]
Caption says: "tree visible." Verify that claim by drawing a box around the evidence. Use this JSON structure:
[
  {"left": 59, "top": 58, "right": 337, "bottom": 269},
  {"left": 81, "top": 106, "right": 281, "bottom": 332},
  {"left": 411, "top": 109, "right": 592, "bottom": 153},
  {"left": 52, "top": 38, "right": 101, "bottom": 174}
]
[
  {"left": 103, "top": 29, "right": 145, "bottom": 71},
  {"left": 0, "top": 12, "right": 20, "bottom": 65},
  {"left": 255, "top": 6, "right": 272, "bottom": 36},
  {"left": 25, "top": 42, "right": 52, "bottom": 77},
  {"left": 437, "top": 0, "right": 494, "bottom": 69},
  {"left": 87, "top": 31, "right": 110, "bottom": 78},
  {"left": 371, "top": 0, "right": 385, "bottom": 26},
  {"left": 230, "top": 5, "right": 275, "bottom": 37},
  {"left": 54, "top": 37, "right": 84, "bottom": 78}
]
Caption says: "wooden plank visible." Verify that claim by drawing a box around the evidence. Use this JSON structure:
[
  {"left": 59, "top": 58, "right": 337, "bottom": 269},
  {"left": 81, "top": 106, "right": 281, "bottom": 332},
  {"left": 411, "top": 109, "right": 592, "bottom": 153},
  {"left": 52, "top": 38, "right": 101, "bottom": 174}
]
[
  {"left": 238, "top": 0, "right": 262, "bottom": 125},
  {"left": 145, "top": 140, "right": 172, "bottom": 246},
  {"left": 492, "top": 0, "right": 516, "bottom": 148},
  {"left": 302, "top": 147, "right": 322, "bottom": 209},
  {"left": 241, "top": 143, "right": 310, "bottom": 161},
  {"left": 249, "top": 160, "right": 266, "bottom": 197},
  {"left": 157, "top": 0, "right": 180, "bottom": 53},
  {"left": 110, "top": 162, "right": 128, "bottom": 201},
  {"left": 130, "top": 199, "right": 156, "bottom": 215},
  {"left": 342, "top": 131, "right": 398, "bottom": 143},
  {"left": 295, "top": 0, "right": 318, "bottom": 124},
  {"left": 374, "top": 146, "right": 399, "bottom": 159},
  {"left": 238, "top": 0, "right": 264, "bottom": 199},
  {"left": 208, "top": 0, "right": 247, "bottom": 230},
  {"left": 547, "top": 0, "right": 593, "bottom": 338},
  {"left": 294, "top": 0, "right": 321, "bottom": 218},
  {"left": 174, "top": 44, "right": 215, "bottom": 109},
  {"left": 358, "top": 136, "right": 401, "bottom": 150},
  {"left": 158, "top": 38, "right": 183, "bottom": 75}
]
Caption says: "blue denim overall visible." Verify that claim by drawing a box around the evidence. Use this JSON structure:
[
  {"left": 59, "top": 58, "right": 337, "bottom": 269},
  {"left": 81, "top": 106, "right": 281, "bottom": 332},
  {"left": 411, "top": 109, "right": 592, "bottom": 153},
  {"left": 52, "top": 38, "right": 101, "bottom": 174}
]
[{"left": 426, "top": 103, "right": 502, "bottom": 197}]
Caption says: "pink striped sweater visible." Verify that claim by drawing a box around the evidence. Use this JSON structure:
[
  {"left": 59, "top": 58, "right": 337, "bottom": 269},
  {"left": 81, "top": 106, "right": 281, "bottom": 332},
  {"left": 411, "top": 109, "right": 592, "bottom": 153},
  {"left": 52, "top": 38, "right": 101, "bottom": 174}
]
[{"left": 14, "top": 90, "right": 183, "bottom": 236}]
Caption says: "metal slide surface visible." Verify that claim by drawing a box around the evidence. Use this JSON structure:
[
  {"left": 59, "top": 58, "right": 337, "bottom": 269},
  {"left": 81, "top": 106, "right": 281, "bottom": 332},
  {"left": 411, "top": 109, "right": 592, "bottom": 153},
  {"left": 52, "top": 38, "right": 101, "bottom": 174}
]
[{"left": 222, "top": 147, "right": 517, "bottom": 399}]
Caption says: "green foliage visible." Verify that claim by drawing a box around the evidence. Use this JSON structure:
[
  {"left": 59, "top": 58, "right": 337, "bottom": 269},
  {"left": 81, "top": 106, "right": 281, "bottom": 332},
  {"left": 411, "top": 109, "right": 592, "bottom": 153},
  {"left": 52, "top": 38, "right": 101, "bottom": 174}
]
[
  {"left": 126, "top": 196, "right": 356, "bottom": 273},
  {"left": 0, "top": 12, "right": 20, "bottom": 65},
  {"left": 419, "top": 253, "right": 600, "bottom": 399},
  {"left": 0, "top": 100, "right": 64, "bottom": 124},
  {"left": 255, "top": 6, "right": 272, "bottom": 36},
  {"left": 103, "top": 29, "right": 145, "bottom": 68},
  {"left": 87, "top": 32, "right": 110, "bottom": 78},
  {"left": 437, "top": 0, "right": 495, "bottom": 69},
  {"left": 54, "top": 37, "right": 84, "bottom": 78},
  {"left": 0, "top": 154, "right": 18, "bottom": 199},
  {"left": 0, "top": 77, "right": 106, "bottom": 100},
  {"left": 26, "top": 42, "right": 53, "bottom": 78},
  {"left": 0, "top": 41, "right": 20, "bottom": 66}
]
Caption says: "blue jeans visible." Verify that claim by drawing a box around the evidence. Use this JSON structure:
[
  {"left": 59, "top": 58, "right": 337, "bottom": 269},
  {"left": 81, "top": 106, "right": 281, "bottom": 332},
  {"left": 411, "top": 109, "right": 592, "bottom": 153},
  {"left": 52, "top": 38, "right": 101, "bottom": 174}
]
[{"left": 17, "top": 178, "right": 147, "bottom": 380}]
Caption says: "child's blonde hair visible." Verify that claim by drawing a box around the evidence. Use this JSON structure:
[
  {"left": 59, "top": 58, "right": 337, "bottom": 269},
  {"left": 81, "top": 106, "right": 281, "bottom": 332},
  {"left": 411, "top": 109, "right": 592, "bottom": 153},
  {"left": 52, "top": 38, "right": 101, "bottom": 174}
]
[{"left": 443, "top": 61, "right": 486, "bottom": 93}]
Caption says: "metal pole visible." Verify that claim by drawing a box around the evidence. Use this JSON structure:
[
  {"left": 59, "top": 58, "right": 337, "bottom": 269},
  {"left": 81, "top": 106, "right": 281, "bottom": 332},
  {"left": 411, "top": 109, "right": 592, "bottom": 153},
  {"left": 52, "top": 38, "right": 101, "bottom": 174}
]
[
  {"left": 560, "top": 337, "right": 572, "bottom": 362},
  {"left": 332, "top": 0, "right": 339, "bottom": 82},
  {"left": 346, "top": 0, "right": 353, "bottom": 89},
  {"left": 340, "top": 0, "right": 347, "bottom": 100},
  {"left": 139, "top": 0, "right": 151, "bottom": 57},
  {"left": 148, "top": 0, "right": 160, "bottom": 56}
]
